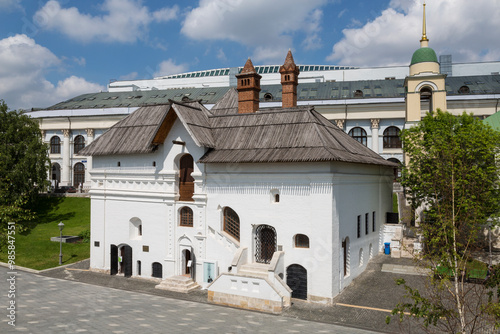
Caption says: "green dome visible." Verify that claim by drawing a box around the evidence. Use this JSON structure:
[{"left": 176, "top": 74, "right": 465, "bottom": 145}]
[{"left": 410, "top": 47, "right": 438, "bottom": 65}]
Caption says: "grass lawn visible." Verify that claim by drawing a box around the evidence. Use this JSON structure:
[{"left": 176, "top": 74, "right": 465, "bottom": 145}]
[
  {"left": 393, "top": 193, "right": 399, "bottom": 213},
  {"left": 0, "top": 196, "right": 90, "bottom": 270}
]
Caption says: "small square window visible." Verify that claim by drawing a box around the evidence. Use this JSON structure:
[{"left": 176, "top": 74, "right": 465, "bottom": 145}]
[
  {"left": 143, "top": 245, "right": 149, "bottom": 252},
  {"left": 94, "top": 241, "right": 100, "bottom": 247}
]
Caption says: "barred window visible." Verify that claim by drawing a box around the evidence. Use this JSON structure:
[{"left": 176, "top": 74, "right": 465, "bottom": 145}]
[
  {"left": 294, "top": 234, "right": 310, "bottom": 248},
  {"left": 50, "top": 136, "right": 60, "bottom": 154},
  {"left": 357, "top": 215, "right": 361, "bottom": 238},
  {"left": 224, "top": 207, "right": 240, "bottom": 241},
  {"left": 180, "top": 207, "right": 193, "bottom": 227},
  {"left": 365, "top": 213, "right": 369, "bottom": 235}
]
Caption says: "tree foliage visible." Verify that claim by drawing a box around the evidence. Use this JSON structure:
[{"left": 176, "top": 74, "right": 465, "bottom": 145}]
[
  {"left": 387, "top": 110, "right": 500, "bottom": 333},
  {"left": 0, "top": 100, "right": 50, "bottom": 249}
]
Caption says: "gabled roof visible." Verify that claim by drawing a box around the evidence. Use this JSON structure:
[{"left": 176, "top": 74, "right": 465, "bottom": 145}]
[
  {"left": 79, "top": 104, "right": 171, "bottom": 156},
  {"left": 82, "top": 90, "right": 395, "bottom": 167}
]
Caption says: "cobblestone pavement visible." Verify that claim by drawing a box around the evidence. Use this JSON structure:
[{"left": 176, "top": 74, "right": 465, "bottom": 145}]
[
  {"left": 1, "top": 266, "right": 384, "bottom": 334},
  {"left": 1, "top": 254, "right": 428, "bottom": 333}
]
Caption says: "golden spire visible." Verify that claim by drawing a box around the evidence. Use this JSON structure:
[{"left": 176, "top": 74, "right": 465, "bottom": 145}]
[{"left": 421, "top": 1, "right": 428, "bottom": 42}]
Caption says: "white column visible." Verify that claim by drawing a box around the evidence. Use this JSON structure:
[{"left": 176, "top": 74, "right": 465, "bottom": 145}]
[
  {"left": 371, "top": 119, "right": 380, "bottom": 153},
  {"left": 62, "top": 129, "right": 71, "bottom": 186}
]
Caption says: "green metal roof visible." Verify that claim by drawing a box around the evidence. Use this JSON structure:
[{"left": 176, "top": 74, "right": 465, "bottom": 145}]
[
  {"left": 410, "top": 47, "right": 438, "bottom": 65},
  {"left": 484, "top": 112, "right": 500, "bottom": 131},
  {"left": 42, "top": 75, "right": 500, "bottom": 111}
]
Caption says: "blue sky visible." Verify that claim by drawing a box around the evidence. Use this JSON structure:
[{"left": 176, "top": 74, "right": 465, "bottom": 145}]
[{"left": 1, "top": 0, "right": 499, "bottom": 110}]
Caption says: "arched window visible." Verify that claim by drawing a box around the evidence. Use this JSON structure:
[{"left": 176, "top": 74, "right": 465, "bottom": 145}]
[
  {"left": 74, "top": 135, "right": 85, "bottom": 154},
  {"left": 180, "top": 207, "right": 193, "bottom": 227},
  {"left": 73, "top": 163, "right": 85, "bottom": 186},
  {"left": 50, "top": 136, "right": 60, "bottom": 154},
  {"left": 354, "top": 89, "right": 363, "bottom": 98},
  {"left": 348, "top": 127, "right": 367, "bottom": 146},
  {"left": 223, "top": 207, "right": 240, "bottom": 241},
  {"left": 294, "top": 234, "right": 309, "bottom": 248},
  {"left": 179, "top": 154, "right": 194, "bottom": 201},
  {"left": 383, "top": 126, "right": 401, "bottom": 148}
]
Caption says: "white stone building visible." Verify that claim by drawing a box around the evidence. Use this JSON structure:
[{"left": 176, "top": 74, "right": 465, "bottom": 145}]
[{"left": 81, "top": 53, "right": 395, "bottom": 312}]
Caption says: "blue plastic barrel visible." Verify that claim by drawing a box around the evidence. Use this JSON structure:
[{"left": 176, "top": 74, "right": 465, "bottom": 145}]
[{"left": 384, "top": 242, "right": 391, "bottom": 255}]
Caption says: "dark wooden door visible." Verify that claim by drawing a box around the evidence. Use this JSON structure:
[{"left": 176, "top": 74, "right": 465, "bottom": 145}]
[
  {"left": 287, "top": 264, "right": 307, "bottom": 300},
  {"left": 179, "top": 155, "right": 194, "bottom": 201},
  {"left": 123, "top": 245, "right": 132, "bottom": 278},
  {"left": 110, "top": 244, "right": 118, "bottom": 275},
  {"left": 152, "top": 262, "right": 162, "bottom": 278}
]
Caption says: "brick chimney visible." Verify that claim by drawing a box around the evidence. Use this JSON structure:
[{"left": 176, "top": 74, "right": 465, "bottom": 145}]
[
  {"left": 279, "top": 50, "right": 299, "bottom": 108},
  {"left": 236, "top": 58, "right": 261, "bottom": 113}
]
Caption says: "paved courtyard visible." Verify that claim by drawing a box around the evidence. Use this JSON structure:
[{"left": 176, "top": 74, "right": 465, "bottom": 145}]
[{"left": 1, "top": 265, "right": 389, "bottom": 333}]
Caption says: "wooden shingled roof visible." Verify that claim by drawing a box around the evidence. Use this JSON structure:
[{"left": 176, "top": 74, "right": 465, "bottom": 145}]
[
  {"left": 200, "top": 105, "right": 394, "bottom": 166},
  {"left": 81, "top": 90, "right": 395, "bottom": 167},
  {"left": 79, "top": 104, "right": 171, "bottom": 156}
]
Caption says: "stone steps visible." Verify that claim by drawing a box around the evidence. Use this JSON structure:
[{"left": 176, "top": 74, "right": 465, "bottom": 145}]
[
  {"left": 238, "top": 263, "right": 269, "bottom": 278},
  {"left": 155, "top": 275, "right": 200, "bottom": 293}
]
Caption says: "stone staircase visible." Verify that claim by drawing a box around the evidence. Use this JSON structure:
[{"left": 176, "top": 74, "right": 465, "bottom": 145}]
[
  {"left": 155, "top": 275, "right": 200, "bottom": 293},
  {"left": 237, "top": 262, "right": 269, "bottom": 278}
]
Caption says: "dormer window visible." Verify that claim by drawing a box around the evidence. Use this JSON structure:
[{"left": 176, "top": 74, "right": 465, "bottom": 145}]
[{"left": 458, "top": 85, "right": 470, "bottom": 94}]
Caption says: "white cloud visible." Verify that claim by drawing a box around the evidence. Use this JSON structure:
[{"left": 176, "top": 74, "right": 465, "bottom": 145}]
[
  {"left": 119, "top": 72, "right": 139, "bottom": 81},
  {"left": 0, "top": 0, "right": 21, "bottom": 11},
  {"left": 181, "top": 0, "right": 328, "bottom": 62},
  {"left": 216, "top": 48, "right": 228, "bottom": 62},
  {"left": 0, "top": 34, "right": 103, "bottom": 110},
  {"left": 73, "top": 56, "right": 86, "bottom": 66},
  {"left": 154, "top": 59, "right": 188, "bottom": 77},
  {"left": 34, "top": 0, "right": 178, "bottom": 43},
  {"left": 327, "top": 0, "right": 500, "bottom": 66}
]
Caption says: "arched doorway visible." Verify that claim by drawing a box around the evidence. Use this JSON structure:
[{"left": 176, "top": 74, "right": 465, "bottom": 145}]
[
  {"left": 286, "top": 264, "right": 307, "bottom": 300},
  {"left": 73, "top": 162, "right": 85, "bottom": 187},
  {"left": 182, "top": 249, "right": 195, "bottom": 278},
  {"left": 387, "top": 158, "right": 402, "bottom": 181},
  {"left": 112, "top": 244, "right": 132, "bottom": 278},
  {"left": 255, "top": 225, "right": 276, "bottom": 264},
  {"left": 51, "top": 163, "right": 61, "bottom": 185}
]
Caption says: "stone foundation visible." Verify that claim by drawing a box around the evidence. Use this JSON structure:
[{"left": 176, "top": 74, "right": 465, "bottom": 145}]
[
  {"left": 208, "top": 290, "right": 284, "bottom": 314},
  {"left": 307, "top": 294, "right": 333, "bottom": 305}
]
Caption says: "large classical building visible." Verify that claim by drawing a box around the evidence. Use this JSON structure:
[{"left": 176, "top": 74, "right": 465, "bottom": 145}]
[{"left": 27, "top": 5, "right": 500, "bottom": 190}]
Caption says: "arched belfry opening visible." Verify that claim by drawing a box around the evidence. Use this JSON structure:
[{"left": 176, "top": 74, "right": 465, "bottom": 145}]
[{"left": 420, "top": 86, "right": 433, "bottom": 113}]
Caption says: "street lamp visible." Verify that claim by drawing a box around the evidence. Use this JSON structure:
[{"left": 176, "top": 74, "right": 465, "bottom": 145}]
[{"left": 58, "top": 222, "right": 64, "bottom": 265}]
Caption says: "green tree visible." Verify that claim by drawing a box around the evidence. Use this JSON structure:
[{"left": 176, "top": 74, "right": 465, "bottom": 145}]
[
  {"left": 387, "top": 110, "right": 500, "bottom": 333},
  {"left": 0, "top": 100, "right": 50, "bottom": 249}
]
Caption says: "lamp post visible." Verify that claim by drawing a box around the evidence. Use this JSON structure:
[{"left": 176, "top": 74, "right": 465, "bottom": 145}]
[{"left": 58, "top": 222, "right": 64, "bottom": 265}]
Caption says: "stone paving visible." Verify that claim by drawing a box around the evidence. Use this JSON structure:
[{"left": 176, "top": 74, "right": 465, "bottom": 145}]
[
  {"left": 0, "top": 254, "right": 429, "bottom": 333},
  {"left": 1, "top": 266, "right": 383, "bottom": 334}
]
